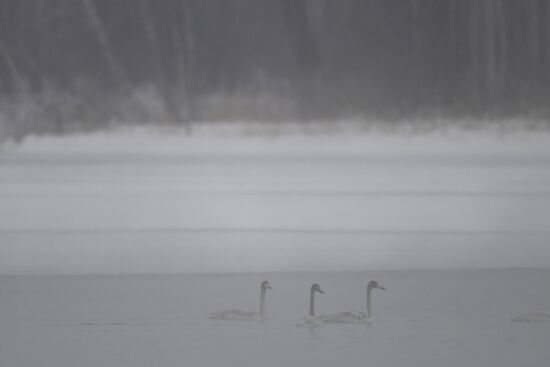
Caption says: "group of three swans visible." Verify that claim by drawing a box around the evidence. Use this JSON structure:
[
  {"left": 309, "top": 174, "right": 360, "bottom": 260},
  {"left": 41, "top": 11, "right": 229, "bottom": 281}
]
[{"left": 209, "top": 280, "right": 386, "bottom": 325}]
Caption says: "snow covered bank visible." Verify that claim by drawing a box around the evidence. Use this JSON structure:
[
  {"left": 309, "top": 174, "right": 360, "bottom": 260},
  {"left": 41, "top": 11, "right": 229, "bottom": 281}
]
[{"left": 1, "top": 125, "right": 549, "bottom": 274}]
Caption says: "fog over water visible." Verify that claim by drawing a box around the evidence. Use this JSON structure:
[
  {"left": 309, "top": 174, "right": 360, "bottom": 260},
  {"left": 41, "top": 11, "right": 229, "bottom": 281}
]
[
  {"left": 2, "top": 2, "right": 550, "bottom": 365},
  {"left": 1, "top": 125, "right": 549, "bottom": 274}
]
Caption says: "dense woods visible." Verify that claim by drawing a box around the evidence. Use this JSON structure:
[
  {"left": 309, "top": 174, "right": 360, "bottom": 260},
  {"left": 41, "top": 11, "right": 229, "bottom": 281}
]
[{"left": 1, "top": 0, "right": 550, "bottom": 139}]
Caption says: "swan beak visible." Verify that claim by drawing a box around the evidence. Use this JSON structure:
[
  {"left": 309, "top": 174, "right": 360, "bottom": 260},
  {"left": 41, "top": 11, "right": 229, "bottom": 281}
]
[
  {"left": 268, "top": 285, "right": 273, "bottom": 289},
  {"left": 318, "top": 289, "right": 325, "bottom": 294},
  {"left": 379, "top": 286, "right": 386, "bottom": 290}
]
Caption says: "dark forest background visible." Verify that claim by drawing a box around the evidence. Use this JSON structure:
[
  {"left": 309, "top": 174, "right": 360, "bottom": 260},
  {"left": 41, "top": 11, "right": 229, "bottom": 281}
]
[{"left": 1, "top": 0, "right": 550, "bottom": 140}]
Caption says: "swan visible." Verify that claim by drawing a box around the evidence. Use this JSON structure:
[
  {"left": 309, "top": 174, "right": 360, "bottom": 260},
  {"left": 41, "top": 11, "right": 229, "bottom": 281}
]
[
  {"left": 209, "top": 280, "right": 272, "bottom": 320},
  {"left": 297, "top": 283, "right": 325, "bottom": 327},
  {"left": 319, "top": 280, "right": 386, "bottom": 323},
  {"left": 511, "top": 312, "right": 550, "bottom": 323}
]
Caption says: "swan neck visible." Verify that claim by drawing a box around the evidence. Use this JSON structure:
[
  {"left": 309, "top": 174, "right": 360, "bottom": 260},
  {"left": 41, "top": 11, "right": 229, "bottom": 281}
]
[
  {"left": 259, "top": 287, "right": 267, "bottom": 317},
  {"left": 367, "top": 287, "right": 373, "bottom": 318},
  {"left": 309, "top": 289, "right": 316, "bottom": 317}
]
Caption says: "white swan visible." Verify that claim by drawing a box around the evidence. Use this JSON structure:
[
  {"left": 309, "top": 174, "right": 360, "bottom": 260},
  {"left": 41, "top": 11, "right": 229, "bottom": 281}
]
[
  {"left": 297, "top": 283, "right": 325, "bottom": 327},
  {"left": 209, "top": 280, "right": 272, "bottom": 320},
  {"left": 319, "top": 280, "right": 386, "bottom": 323},
  {"left": 511, "top": 312, "right": 550, "bottom": 323}
]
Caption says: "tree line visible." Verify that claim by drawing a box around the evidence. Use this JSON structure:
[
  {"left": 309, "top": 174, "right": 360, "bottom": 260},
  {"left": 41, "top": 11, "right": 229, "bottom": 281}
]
[{"left": 1, "top": 0, "right": 549, "bottom": 139}]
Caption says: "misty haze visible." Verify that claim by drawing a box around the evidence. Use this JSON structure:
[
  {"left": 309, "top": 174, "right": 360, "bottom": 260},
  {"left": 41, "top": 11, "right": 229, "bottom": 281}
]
[{"left": 1, "top": 1, "right": 550, "bottom": 367}]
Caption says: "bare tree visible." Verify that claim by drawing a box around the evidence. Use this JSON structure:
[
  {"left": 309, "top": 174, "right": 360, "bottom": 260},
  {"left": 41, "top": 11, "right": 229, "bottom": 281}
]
[{"left": 80, "top": 0, "right": 128, "bottom": 88}]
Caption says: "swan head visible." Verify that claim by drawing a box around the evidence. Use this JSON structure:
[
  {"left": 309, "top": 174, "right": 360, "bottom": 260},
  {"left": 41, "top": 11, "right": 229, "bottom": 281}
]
[
  {"left": 261, "top": 280, "right": 272, "bottom": 290},
  {"left": 368, "top": 280, "right": 386, "bottom": 291},
  {"left": 311, "top": 283, "right": 324, "bottom": 294}
]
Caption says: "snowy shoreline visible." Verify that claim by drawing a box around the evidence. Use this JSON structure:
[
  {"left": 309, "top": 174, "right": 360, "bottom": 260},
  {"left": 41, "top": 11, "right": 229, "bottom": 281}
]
[{"left": 2, "top": 126, "right": 550, "bottom": 274}]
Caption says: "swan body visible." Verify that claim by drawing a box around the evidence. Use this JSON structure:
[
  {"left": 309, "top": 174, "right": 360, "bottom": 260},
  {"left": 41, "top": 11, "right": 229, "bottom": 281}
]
[
  {"left": 511, "top": 312, "right": 550, "bottom": 323},
  {"left": 209, "top": 280, "right": 272, "bottom": 321},
  {"left": 319, "top": 311, "right": 368, "bottom": 323},
  {"left": 320, "top": 280, "right": 385, "bottom": 323},
  {"left": 297, "top": 315, "right": 325, "bottom": 328},
  {"left": 297, "top": 283, "right": 325, "bottom": 327},
  {"left": 208, "top": 309, "right": 259, "bottom": 320}
]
